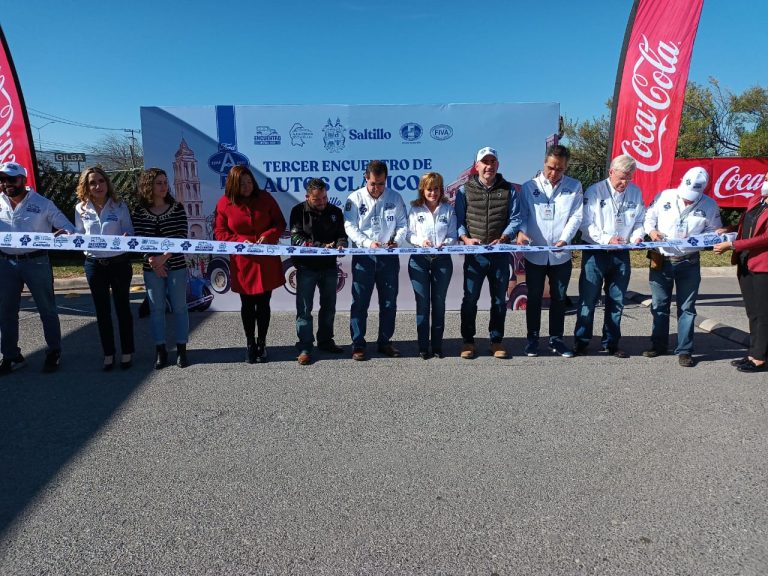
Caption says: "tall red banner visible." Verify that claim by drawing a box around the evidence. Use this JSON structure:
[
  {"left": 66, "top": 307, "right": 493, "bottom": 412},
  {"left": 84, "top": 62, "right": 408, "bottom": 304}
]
[
  {"left": 0, "top": 25, "right": 37, "bottom": 189},
  {"left": 609, "top": 0, "right": 704, "bottom": 206},
  {"left": 671, "top": 157, "right": 768, "bottom": 208}
]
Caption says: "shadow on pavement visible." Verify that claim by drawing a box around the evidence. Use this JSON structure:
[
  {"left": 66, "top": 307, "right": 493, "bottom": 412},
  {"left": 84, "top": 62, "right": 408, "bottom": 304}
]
[{"left": 0, "top": 293, "right": 211, "bottom": 536}]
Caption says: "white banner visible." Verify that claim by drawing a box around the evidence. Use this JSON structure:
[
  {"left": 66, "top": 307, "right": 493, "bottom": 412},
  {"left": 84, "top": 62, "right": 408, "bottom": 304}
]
[
  {"left": 141, "top": 103, "right": 561, "bottom": 310},
  {"left": 0, "top": 231, "right": 730, "bottom": 256}
]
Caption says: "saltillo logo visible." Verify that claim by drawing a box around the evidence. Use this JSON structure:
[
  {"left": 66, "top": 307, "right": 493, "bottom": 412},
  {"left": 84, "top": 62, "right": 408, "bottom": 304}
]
[{"left": 349, "top": 128, "right": 391, "bottom": 140}]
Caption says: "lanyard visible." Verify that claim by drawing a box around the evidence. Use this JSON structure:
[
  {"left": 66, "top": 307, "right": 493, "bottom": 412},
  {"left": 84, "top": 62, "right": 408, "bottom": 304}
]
[
  {"left": 537, "top": 175, "right": 561, "bottom": 204},
  {"left": 607, "top": 188, "right": 626, "bottom": 218},
  {"left": 676, "top": 196, "right": 701, "bottom": 225}
]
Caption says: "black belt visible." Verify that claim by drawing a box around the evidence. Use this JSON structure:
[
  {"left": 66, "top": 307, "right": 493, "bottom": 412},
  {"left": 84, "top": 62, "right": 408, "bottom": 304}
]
[
  {"left": 0, "top": 250, "right": 47, "bottom": 260},
  {"left": 86, "top": 253, "right": 131, "bottom": 266},
  {"left": 667, "top": 253, "right": 700, "bottom": 264}
]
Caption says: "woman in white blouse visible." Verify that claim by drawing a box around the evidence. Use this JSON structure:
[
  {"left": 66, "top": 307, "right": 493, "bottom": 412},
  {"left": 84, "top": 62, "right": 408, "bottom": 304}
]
[
  {"left": 407, "top": 172, "right": 457, "bottom": 359},
  {"left": 75, "top": 167, "right": 135, "bottom": 371}
]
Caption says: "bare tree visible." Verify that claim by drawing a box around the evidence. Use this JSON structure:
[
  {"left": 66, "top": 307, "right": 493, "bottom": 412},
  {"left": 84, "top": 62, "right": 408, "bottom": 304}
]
[{"left": 86, "top": 133, "right": 143, "bottom": 170}]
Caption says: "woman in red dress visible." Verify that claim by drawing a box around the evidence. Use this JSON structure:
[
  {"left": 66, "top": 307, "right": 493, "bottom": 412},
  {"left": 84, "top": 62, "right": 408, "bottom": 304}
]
[{"left": 214, "top": 166, "right": 286, "bottom": 363}]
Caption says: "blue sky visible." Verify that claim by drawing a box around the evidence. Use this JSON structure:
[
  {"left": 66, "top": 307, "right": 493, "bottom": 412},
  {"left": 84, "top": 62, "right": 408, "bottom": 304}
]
[{"left": 2, "top": 0, "right": 766, "bottom": 153}]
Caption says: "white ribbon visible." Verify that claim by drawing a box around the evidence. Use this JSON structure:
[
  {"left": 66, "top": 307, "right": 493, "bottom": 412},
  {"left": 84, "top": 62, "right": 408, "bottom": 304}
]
[{"left": 0, "top": 231, "right": 730, "bottom": 256}]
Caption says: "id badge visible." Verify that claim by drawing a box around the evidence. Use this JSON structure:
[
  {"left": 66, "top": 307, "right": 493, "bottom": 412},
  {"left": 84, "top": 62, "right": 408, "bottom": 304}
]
[
  {"left": 370, "top": 216, "right": 381, "bottom": 233},
  {"left": 615, "top": 213, "right": 625, "bottom": 226},
  {"left": 675, "top": 222, "right": 687, "bottom": 239},
  {"left": 542, "top": 205, "right": 555, "bottom": 221}
]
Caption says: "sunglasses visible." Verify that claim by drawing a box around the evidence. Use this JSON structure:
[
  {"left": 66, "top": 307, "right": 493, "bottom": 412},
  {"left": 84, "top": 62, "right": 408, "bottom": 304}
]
[{"left": 0, "top": 175, "right": 21, "bottom": 182}]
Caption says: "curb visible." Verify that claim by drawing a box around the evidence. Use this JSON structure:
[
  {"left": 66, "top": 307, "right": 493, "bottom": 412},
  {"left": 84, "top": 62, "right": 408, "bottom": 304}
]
[
  {"left": 625, "top": 290, "right": 749, "bottom": 348},
  {"left": 49, "top": 274, "right": 145, "bottom": 293}
]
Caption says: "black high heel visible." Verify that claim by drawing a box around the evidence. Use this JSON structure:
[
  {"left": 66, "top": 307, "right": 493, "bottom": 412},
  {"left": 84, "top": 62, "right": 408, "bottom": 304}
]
[
  {"left": 155, "top": 345, "right": 168, "bottom": 370},
  {"left": 120, "top": 354, "right": 133, "bottom": 370}
]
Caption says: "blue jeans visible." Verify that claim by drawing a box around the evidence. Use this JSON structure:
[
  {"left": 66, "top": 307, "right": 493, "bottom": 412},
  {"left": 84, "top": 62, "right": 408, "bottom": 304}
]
[
  {"left": 84, "top": 256, "right": 135, "bottom": 356},
  {"left": 0, "top": 254, "right": 61, "bottom": 357},
  {"left": 408, "top": 255, "right": 453, "bottom": 352},
  {"left": 144, "top": 267, "right": 189, "bottom": 345},
  {"left": 574, "top": 250, "right": 630, "bottom": 349},
  {"left": 295, "top": 265, "right": 338, "bottom": 353},
  {"left": 350, "top": 255, "right": 399, "bottom": 349},
  {"left": 460, "top": 253, "right": 510, "bottom": 343},
  {"left": 525, "top": 259, "right": 572, "bottom": 341},
  {"left": 649, "top": 256, "right": 701, "bottom": 355}
]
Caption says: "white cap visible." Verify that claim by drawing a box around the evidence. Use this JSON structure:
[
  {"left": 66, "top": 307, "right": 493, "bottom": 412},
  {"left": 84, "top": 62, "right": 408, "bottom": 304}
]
[
  {"left": 0, "top": 162, "right": 28, "bottom": 178},
  {"left": 678, "top": 167, "right": 709, "bottom": 202},
  {"left": 475, "top": 147, "right": 498, "bottom": 163}
]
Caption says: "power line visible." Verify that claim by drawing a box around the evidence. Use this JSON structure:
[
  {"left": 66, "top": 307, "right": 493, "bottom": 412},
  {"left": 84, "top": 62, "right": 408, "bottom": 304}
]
[{"left": 28, "top": 107, "right": 141, "bottom": 133}]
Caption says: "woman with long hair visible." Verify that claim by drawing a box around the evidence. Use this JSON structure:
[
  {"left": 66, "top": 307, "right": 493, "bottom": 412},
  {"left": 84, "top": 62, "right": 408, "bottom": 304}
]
[
  {"left": 214, "top": 165, "right": 286, "bottom": 363},
  {"left": 131, "top": 167, "right": 190, "bottom": 369},
  {"left": 75, "top": 167, "right": 135, "bottom": 371},
  {"left": 407, "top": 172, "right": 456, "bottom": 359}
]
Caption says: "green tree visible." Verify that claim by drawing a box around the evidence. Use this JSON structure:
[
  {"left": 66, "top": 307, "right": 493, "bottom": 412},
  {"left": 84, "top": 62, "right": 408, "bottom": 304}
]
[{"left": 733, "top": 85, "right": 768, "bottom": 156}]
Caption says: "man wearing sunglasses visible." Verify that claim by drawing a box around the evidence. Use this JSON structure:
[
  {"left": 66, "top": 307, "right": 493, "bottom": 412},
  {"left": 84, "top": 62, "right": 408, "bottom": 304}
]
[{"left": 0, "top": 162, "right": 75, "bottom": 375}]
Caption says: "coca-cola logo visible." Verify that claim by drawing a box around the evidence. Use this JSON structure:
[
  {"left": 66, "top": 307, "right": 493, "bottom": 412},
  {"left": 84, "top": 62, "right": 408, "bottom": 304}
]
[
  {"left": 620, "top": 35, "right": 681, "bottom": 172},
  {"left": 713, "top": 165, "right": 762, "bottom": 199},
  {"left": 0, "top": 64, "right": 18, "bottom": 165}
]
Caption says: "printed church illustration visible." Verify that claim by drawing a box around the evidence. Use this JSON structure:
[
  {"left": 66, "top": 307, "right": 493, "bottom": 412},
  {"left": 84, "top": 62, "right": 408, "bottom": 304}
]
[{"left": 173, "top": 137, "right": 205, "bottom": 239}]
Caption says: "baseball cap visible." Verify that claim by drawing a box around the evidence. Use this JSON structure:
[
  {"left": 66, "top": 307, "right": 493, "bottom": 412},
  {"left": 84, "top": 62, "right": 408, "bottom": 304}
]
[
  {"left": 678, "top": 167, "right": 709, "bottom": 202},
  {"left": 0, "top": 162, "right": 28, "bottom": 178},
  {"left": 475, "top": 147, "right": 498, "bottom": 163}
]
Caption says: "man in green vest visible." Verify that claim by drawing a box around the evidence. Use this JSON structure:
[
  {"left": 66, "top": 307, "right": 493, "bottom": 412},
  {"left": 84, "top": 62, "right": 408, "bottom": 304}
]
[{"left": 454, "top": 147, "right": 522, "bottom": 359}]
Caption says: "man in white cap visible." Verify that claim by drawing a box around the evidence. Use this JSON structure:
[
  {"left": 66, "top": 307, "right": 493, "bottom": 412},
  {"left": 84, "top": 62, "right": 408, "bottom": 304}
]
[
  {"left": 0, "top": 161, "right": 75, "bottom": 374},
  {"left": 643, "top": 166, "right": 722, "bottom": 367},
  {"left": 454, "top": 146, "right": 521, "bottom": 359}
]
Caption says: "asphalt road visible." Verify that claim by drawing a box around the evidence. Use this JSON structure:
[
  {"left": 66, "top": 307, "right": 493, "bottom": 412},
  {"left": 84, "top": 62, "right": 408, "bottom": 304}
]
[{"left": 0, "top": 290, "right": 766, "bottom": 575}]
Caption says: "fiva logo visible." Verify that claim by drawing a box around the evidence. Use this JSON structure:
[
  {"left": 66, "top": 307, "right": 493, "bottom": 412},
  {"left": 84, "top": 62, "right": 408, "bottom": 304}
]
[{"left": 430, "top": 124, "right": 453, "bottom": 140}]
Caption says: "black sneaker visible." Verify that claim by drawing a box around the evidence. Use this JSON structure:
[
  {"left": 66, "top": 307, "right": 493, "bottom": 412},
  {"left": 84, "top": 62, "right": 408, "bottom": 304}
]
[
  {"left": 317, "top": 340, "right": 344, "bottom": 353},
  {"left": 0, "top": 353, "right": 26, "bottom": 375},
  {"left": 549, "top": 340, "right": 574, "bottom": 358},
  {"left": 42, "top": 350, "right": 61, "bottom": 373},
  {"left": 642, "top": 349, "right": 667, "bottom": 358}
]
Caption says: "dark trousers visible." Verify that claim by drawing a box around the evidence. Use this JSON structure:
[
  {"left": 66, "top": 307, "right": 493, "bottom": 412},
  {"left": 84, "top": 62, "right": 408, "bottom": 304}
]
[
  {"left": 295, "top": 266, "right": 338, "bottom": 352},
  {"left": 350, "top": 255, "right": 399, "bottom": 349},
  {"left": 738, "top": 267, "right": 768, "bottom": 361},
  {"left": 84, "top": 256, "right": 135, "bottom": 356},
  {"left": 240, "top": 292, "right": 272, "bottom": 344},
  {"left": 573, "top": 250, "right": 630, "bottom": 349},
  {"left": 408, "top": 254, "right": 453, "bottom": 352},
  {"left": 460, "top": 253, "right": 509, "bottom": 343},
  {"left": 525, "top": 259, "right": 572, "bottom": 341}
]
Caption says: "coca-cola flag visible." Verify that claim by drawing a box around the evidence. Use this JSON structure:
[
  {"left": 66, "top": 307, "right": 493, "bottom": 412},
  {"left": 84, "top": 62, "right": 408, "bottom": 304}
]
[
  {"left": 608, "top": 0, "right": 704, "bottom": 206},
  {"left": 0, "top": 25, "right": 37, "bottom": 189},
  {"left": 671, "top": 157, "right": 768, "bottom": 208}
]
